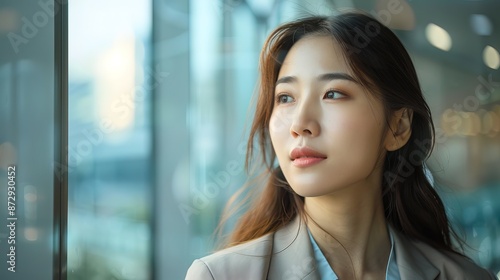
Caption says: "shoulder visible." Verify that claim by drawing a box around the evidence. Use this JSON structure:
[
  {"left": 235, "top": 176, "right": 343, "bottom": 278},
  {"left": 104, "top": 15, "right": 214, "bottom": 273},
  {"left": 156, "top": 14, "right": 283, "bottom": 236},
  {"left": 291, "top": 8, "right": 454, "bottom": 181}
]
[
  {"left": 406, "top": 237, "right": 495, "bottom": 279},
  {"left": 185, "top": 233, "right": 274, "bottom": 280},
  {"left": 412, "top": 240, "right": 496, "bottom": 279}
]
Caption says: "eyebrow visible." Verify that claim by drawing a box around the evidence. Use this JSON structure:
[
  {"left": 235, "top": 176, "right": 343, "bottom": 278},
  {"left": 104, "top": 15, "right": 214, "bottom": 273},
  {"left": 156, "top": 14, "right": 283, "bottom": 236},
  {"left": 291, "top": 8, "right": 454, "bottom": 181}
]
[{"left": 275, "top": 72, "right": 359, "bottom": 86}]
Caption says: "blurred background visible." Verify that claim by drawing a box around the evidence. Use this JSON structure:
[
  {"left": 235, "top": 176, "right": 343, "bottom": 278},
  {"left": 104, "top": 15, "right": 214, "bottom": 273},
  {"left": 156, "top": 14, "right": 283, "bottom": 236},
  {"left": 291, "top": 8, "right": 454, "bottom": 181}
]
[{"left": 0, "top": 0, "right": 499, "bottom": 279}]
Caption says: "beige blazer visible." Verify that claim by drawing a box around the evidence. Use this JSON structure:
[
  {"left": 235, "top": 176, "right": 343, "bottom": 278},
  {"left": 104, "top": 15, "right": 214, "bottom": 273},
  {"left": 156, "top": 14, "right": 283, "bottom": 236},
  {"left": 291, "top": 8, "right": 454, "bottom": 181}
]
[{"left": 185, "top": 216, "right": 496, "bottom": 280}]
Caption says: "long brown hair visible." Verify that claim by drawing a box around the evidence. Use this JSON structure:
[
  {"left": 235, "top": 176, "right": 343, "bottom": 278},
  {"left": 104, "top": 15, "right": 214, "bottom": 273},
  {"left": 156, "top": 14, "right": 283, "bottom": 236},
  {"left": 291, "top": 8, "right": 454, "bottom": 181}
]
[{"left": 220, "top": 11, "right": 463, "bottom": 255}]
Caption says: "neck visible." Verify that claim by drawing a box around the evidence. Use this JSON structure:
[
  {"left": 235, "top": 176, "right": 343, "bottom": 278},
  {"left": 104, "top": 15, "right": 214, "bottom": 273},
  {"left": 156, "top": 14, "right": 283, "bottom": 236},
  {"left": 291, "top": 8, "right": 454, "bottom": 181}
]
[{"left": 304, "top": 180, "right": 391, "bottom": 279}]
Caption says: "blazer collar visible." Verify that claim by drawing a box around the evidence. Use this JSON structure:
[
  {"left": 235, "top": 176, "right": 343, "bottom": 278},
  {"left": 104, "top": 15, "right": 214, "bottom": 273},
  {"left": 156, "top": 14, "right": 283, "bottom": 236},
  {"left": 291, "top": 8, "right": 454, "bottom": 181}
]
[
  {"left": 268, "top": 215, "right": 320, "bottom": 280},
  {"left": 267, "top": 216, "right": 440, "bottom": 280},
  {"left": 389, "top": 226, "right": 440, "bottom": 280}
]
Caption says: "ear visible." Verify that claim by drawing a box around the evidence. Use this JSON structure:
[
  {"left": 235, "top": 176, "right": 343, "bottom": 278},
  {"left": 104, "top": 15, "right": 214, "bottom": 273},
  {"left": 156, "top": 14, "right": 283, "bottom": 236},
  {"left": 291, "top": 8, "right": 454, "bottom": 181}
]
[{"left": 384, "top": 108, "right": 413, "bottom": 151}]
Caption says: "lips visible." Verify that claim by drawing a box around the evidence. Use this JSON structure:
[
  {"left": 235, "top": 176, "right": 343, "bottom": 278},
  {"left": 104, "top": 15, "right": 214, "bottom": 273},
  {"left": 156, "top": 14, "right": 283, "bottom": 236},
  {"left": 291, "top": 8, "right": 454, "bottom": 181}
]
[{"left": 290, "top": 146, "right": 327, "bottom": 160}]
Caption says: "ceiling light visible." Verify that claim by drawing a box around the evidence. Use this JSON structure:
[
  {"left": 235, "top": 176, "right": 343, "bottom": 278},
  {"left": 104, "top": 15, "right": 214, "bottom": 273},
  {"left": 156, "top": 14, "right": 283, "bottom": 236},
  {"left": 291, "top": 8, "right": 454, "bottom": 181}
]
[
  {"left": 470, "top": 14, "right": 492, "bottom": 36},
  {"left": 483, "top": 45, "right": 500, "bottom": 69},
  {"left": 426, "top": 23, "right": 452, "bottom": 51}
]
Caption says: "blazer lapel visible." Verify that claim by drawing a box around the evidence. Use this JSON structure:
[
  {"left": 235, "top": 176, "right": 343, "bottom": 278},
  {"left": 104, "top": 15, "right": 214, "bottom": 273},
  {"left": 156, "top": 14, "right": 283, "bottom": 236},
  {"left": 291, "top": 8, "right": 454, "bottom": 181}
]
[
  {"left": 266, "top": 217, "right": 440, "bottom": 280},
  {"left": 390, "top": 226, "right": 440, "bottom": 280},
  {"left": 267, "top": 215, "right": 320, "bottom": 280}
]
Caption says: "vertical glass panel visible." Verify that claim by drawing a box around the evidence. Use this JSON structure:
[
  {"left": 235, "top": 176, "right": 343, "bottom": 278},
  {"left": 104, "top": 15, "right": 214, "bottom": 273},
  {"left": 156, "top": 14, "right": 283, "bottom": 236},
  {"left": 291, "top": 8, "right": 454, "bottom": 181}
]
[
  {"left": 0, "top": 0, "right": 57, "bottom": 279},
  {"left": 67, "top": 1, "right": 153, "bottom": 279},
  {"left": 152, "top": 0, "right": 191, "bottom": 279}
]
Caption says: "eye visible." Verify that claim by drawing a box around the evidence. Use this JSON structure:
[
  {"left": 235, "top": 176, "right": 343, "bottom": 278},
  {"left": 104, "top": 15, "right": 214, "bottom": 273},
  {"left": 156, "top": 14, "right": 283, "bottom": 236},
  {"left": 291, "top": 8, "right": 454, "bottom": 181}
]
[
  {"left": 324, "top": 90, "right": 346, "bottom": 100},
  {"left": 276, "top": 94, "right": 294, "bottom": 104}
]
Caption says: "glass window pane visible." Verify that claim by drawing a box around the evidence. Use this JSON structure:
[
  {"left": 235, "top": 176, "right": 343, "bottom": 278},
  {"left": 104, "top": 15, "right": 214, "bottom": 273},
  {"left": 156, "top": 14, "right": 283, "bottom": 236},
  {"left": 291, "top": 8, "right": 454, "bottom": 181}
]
[
  {"left": 67, "top": 1, "right": 153, "bottom": 279},
  {"left": 0, "top": 0, "right": 59, "bottom": 279}
]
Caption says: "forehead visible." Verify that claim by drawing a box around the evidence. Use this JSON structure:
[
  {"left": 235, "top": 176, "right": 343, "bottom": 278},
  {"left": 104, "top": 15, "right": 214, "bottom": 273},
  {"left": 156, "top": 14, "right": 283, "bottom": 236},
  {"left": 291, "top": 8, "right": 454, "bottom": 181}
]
[{"left": 278, "top": 35, "right": 353, "bottom": 78}]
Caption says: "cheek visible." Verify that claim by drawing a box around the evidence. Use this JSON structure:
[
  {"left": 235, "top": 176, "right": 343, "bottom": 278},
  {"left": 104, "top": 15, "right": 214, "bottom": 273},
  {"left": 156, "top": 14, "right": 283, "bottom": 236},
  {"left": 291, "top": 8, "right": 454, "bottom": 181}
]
[
  {"left": 345, "top": 117, "right": 379, "bottom": 139},
  {"left": 269, "top": 109, "right": 292, "bottom": 135},
  {"left": 269, "top": 111, "right": 293, "bottom": 162},
  {"left": 328, "top": 107, "right": 383, "bottom": 141},
  {"left": 325, "top": 110, "right": 384, "bottom": 163}
]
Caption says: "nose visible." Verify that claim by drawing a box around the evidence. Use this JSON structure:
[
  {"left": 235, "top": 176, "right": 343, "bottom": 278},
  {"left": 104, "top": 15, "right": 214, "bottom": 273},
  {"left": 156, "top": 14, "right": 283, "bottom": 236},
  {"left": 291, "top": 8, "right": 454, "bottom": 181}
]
[{"left": 290, "top": 101, "right": 320, "bottom": 138}]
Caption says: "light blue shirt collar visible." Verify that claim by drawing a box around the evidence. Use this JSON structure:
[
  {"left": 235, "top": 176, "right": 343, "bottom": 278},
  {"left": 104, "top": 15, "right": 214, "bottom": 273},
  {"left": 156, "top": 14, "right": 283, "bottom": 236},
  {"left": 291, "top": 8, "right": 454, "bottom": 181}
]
[{"left": 307, "top": 227, "right": 401, "bottom": 280}]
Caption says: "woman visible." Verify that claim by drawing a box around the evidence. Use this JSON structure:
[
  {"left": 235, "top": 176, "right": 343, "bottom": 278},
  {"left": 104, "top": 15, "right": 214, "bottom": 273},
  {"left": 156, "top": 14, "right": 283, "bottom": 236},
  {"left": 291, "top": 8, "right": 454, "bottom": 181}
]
[{"left": 186, "top": 12, "right": 496, "bottom": 280}]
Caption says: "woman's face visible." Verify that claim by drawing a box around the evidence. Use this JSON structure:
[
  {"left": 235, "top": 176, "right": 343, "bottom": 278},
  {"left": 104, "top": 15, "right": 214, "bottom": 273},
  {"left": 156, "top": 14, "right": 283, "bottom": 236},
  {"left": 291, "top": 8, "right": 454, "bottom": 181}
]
[{"left": 269, "top": 35, "right": 390, "bottom": 197}]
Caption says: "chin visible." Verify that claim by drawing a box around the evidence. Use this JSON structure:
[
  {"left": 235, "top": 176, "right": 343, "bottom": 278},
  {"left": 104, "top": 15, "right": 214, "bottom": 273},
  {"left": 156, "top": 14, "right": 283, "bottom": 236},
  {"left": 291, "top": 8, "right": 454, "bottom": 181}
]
[{"left": 288, "top": 182, "right": 337, "bottom": 198}]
